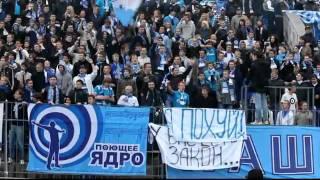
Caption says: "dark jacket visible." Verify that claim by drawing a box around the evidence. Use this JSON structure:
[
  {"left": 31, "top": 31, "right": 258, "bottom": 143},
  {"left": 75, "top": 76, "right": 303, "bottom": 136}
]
[
  {"left": 72, "top": 60, "right": 93, "bottom": 77},
  {"left": 141, "top": 90, "right": 163, "bottom": 107},
  {"left": 8, "top": 101, "right": 28, "bottom": 126},
  {"left": 89, "top": 13, "right": 103, "bottom": 30},
  {"left": 303, "top": 32, "right": 317, "bottom": 49},
  {"left": 151, "top": 53, "right": 170, "bottom": 74},
  {"left": 300, "top": 61, "right": 314, "bottom": 80},
  {"left": 254, "top": 26, "right": 268, "bottom": 42},
  {"left": 70, "top": 89, "right": 88, "bottom": 104},
  {"left": 0, "top": 85, "right": 11, "bottom": 101},
  {"left": 296, "top": 81, "right": 310, "bottom": 103},
  {"left": 52, "top": 1, "right": 68, "bottom": 21},
  {"left": 136, "top": 72, "right": 157, "bottom": 101},
  {"left": 313, "top": 83, "right": 320, "bottom": 108},
  {"left": 236, "top": 26, "right": 248, "bottom": 40},
  {"left": 32, "top": 71, "right": 46, "bottom": 92},
  {"left": 232, "top": 67, "right": 245, "bottom": 102},
  {"left": 191, "top": 94, "right": 218, "bottom": 108},
  {"left": 132, "top": 34, "right": 149, "bottom": 49},
  {"left": 279, "top": 61, "right": 295, "bottom": 82},
  {"left": 268, "top": 77, "right": 285, "bottom": 107},
  {"left": 1, "top": 66, "right": 20, "bottom": 91},
  {"left": 43, "top": 86, "right": 64, "bottom": 104},
  {"left": 167, "top": 66, "right": 192, "bottom": 91},
  {"left": 248, "top": 59, "right": 271, "bottom": 93},
  {"left": 93, "top": 73, "right": 115, "bottom": 87},
  {"left": 225, "top": 1, "right": 239, "bottom": 19},
  {"left": 23, "top": 87, "right": 35, "bottom": 103},
  {"left": 244, "top": 0, "right": 263, "bottom": 16}
]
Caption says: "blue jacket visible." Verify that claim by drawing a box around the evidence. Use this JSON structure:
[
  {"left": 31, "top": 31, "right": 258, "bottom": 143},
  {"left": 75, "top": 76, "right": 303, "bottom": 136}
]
[
  {"left": 204, "top": 69, "right": 220, "bottom": 91},
  {"left": 24, "top": 87, "right": 35, "bottom": 103},
  {"left": 207, "top": 48, "right": 217, "bottom": 63},
  {"left": 163, "top": 15, "right": 180, "bottom": 31},
  {"left": 111, "top": 63, "right": 124, "bottom": 79},
  {"left": 172, "top": 91, "right": 190, "bottom": 107}
]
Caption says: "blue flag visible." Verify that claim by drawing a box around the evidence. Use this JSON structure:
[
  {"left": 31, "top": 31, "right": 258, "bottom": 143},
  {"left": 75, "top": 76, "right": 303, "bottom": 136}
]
[
  {"left": 27, "top": 104, "right": 150, "bottom": 175},
  {"left": 112, "top": 0, "right": 142, "bottom": 26},
  {"left": 288, "top": 10, "right": 320, "bottom": 42}
]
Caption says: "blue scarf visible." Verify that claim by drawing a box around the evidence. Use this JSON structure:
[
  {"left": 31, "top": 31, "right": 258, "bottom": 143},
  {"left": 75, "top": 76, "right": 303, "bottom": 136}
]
[{"left": 48, "top": 86, "right": 59, "bottom": 104}]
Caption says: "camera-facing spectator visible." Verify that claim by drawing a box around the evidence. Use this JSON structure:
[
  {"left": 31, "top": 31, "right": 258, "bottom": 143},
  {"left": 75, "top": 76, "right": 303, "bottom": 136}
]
[
  {"left": 117, "top": 85, "right": 139, "bottom": 107},
  {"left": 69, "top": 79, "right": 88, "bottom": 105},
  {"left": 276, "top": 100, "right": 295, "bottom": 125},
  {"left": 280, "top": 85, "right": 298, "bottom": 114},
  {"left": 295, "top": 101, "right": 313, "bottom": 126}
]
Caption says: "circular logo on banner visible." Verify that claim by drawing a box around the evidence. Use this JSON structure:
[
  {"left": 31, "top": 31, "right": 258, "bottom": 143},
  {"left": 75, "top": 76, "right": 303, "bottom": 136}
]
[{"left": 29, "top": 104, "right": 98, "bottom": 166}]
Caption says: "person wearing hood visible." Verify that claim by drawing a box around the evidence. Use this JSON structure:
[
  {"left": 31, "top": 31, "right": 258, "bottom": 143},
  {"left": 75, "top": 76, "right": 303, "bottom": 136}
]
[
  {"left": 56, "top": 64, "right": 73, "bottom": 96},
  {"left": 116, "top": 68, "right": 138, "bottom": 100}
]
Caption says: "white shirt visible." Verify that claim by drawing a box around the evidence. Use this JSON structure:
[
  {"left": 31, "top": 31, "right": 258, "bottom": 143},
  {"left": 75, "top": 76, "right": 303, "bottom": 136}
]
[
  {"left": 57, "top": 62, "right": 74, "bottom": 75},
  {"left": 244, "top": 39, "right": 256, "bottom": 50},
  {"left": 72, "top": 68, "right": 98, "bottom": 94},
  {"left": 223, "top": 52, "right": 235, "bottom": 64},
  {"left": 281, "top": 92, "right": 298, "bottom": 112},
  {"left": 270, "top": 57, "right": 277, "bottom": 69},
  {"left": 138, "top": 56, "right": 151, "bottom": 67},
  {"left": 181, "top": 56, "right": 191, "bottom": 68},
  {"left": 276, "top": 110, "right": 294, "bottom": 125},
  {"left": 117, "top": 95, "right": 139, "bottom": 107},
  {"left": 13, "top": 48, "right": 29, "bottom": 65},
  {"left": 268, "top": 110, "right": 274, "bottom": 125}
]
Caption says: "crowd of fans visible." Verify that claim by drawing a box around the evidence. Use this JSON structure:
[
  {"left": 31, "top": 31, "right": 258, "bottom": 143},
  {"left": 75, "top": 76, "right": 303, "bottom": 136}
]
[{"left": 0, "top": 0, "right": 319, "bottom": 127}]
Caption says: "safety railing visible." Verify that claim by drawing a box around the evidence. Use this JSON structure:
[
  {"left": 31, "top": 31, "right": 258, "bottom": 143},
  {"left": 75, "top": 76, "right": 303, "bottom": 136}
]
[
  {"left": 244, "top": 108, "right": 317, "bottom": 126},
  {"left": 241, "top": 85, "right": 316, "bottom": 123}
]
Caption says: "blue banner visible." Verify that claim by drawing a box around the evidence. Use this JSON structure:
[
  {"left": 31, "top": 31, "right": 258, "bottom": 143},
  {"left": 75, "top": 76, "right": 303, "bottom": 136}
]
[
  {"left": 112, "top": 0, "right": 142, "bottom": 26},
  {"left": 27, "top": 104, "right": 150, "bottom": 175},
  {"left": 167, "top": 126, "right": 320, "bottom": 179},
  {"left": 288, "top": 10, "right": 320, "bottom": 42}
]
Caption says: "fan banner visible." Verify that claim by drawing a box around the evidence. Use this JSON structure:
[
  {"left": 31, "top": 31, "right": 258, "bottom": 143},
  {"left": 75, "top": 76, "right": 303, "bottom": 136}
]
[
  {"left": 163, "top": 108, "right": 246, "bottom": 142},
  {"left": 149, "top": 123, "right": 243, "bottom": 170},
  {"left": 27, "top": 104, "right": 150, "bottom": 176}
]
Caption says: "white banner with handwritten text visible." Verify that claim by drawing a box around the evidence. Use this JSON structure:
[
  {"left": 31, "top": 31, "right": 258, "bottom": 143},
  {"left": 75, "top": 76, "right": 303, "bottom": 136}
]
[
  {"left": 164, "top": 108, "right": 247, "bottom": 142},
  {"left": 149, "top": 123, "right": 243, "bottom": 170}
]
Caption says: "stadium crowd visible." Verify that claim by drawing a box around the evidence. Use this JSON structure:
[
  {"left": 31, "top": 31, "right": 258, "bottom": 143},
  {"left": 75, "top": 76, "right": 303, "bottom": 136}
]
[{"left": 0, "top": 0, "right": 319, "bottom": 128}]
